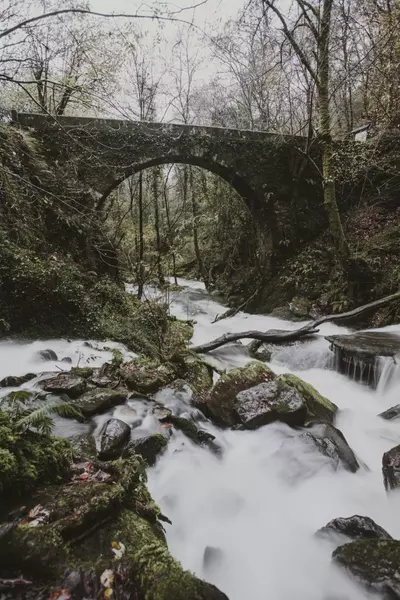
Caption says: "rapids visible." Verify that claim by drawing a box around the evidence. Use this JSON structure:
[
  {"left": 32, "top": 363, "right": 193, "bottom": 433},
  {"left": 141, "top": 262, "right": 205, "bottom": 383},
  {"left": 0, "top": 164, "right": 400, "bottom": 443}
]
[{"left": 1, "top": 278, "right": 400, "bottom": 599}]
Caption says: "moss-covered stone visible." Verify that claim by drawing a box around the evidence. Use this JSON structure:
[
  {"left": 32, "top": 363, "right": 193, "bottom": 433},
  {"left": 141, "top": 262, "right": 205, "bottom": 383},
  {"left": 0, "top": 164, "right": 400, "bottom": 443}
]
[
  {"left": 333, "top": 539, "right": 400, "bottom": 597},
  {"left": 195, "top": 361, "right": 275, "bottom": 426},
  {"left": 0, "top": 372, "right": 36, "bottom": 387},
  {"left": 182, "top": 358, "right": 214, "bottom": 394},
  {"left": 278, "top": 374, "right": 338, "bottom": 423},
  {"left": 73, "top": 388, "right": 127, "bottom": 418},
  {"left": 121, "top": 358, "right": 177, "bottom": 393},
  {"left": 43, "top": 373, "right": 87, "bottom": 399},
  {"left": 70, "top": 366, "right": 95, "bottom": 379}
]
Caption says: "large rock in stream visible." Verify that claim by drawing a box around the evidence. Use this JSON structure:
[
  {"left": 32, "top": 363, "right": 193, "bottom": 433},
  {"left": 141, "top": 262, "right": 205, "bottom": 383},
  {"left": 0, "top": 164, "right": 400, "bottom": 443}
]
[
  {"left": 326, "top": 331, "right": 400, "bottom": 387},
  {"left": 333, "top": 540, "right": 400, "bottom": 599},
  {"left": 0, "top": 457, "right": 229, "bottom": 600},
  {"left": 98, "top": 418, "right": 131, "bottom": 459},
  {"left": 43, "top": 373, "right": 87, "bottom": 398},
  {"left": 382, "top": 444, "right": 400, "bottom": 491},
  {"left": 301, "top": 421, "right": 360, "bottom": 473},
  {"left": 73, "top": 388, "right": 128, "bottom": 417},
  {"left": 317, "top": 515, "right": 393, "bottom": 542},
  {"left": 234, "top": 381, "right": 307, "bottom": 429},
  {"left": 195, "top": 361, "right": 338, "bottom": 429}
]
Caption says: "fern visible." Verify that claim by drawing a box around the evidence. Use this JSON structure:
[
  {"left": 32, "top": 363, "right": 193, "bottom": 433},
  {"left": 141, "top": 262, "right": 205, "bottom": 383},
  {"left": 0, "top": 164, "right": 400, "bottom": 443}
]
[
  {"left": 16, "top": 401, "right": 83, "bottom": 435},
  {"left": 2, "top": 393, "right": 83, "bottom": 435}
]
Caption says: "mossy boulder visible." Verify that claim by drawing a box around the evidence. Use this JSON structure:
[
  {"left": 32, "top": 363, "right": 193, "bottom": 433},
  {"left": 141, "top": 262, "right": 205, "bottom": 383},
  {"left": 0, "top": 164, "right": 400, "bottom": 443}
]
[
  {"left": 160, "top": 415, "right": 219, "bottom": 453},
  {"left": 194, "top": 361, "right": 275, "bottom": 427},
  {"left": 123, "top": 434, "right": 169, "bottom": 466},
  {"left": 0, "top": 372, "right": 36, "bottom": 387},
  {"left": 70, "top": 366, "right": 95, "bottom": 379},
  {"left": 43, "top": 373, "right": 87, "bottom": 399},
  {"left": 181, "top": 357, "right": 214, "bottom": 394},
  {"left": 73, "top": 388, "right": 127, "bottom": 418},
  {"left": 317, "top": 515, "right": 392, "bottom": 543},
  {"left": 333, "top": 539, "right": 400, "bottom": 598},
  {"left": 121, "top": 358, "right": 177, "bottom": 394},
  {"left": 69, "top": 433, "right": 97, "bottom": 459},
  {"left": 234, "top": 380, "right": 307, "bottom": 429},
  {"left": 278, "top": 374, "right": 338, "bottom": 423},
  {"left": 0, "top": 453, "right": 228, "bottom": 599}
]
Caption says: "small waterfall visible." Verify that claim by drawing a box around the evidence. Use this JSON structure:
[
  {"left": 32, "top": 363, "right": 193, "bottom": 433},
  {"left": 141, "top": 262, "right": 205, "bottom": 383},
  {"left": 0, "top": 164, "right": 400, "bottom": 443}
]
[
  {"left": 330, "top": 345, "right": 380, "bottom": 387},
  {"left": 376, "top": 354, "right": 400, "bottom": 393}
]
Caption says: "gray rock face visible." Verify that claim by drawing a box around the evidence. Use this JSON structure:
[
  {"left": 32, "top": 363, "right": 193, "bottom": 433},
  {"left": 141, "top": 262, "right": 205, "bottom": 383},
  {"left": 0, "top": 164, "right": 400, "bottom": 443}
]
[
  {"left": 0, "top": 372, "right": 36, "bottom": 387},
  {"left": 326, "top": 332, "right": 400, "bottom": 387},
  {"left": 379, "top": 405, "right": 400, "bottom": 421},
  {"left": 43, "top": 373, "right": 87, "bottom": 399},
  {"left": 123, "top": 434, "right": 168, "bottom": 466},
  {"left": 333, "top": 540, "right": 400, "bottom": 599},
  {"left": 37, "top": 348, "right": 58, "bottom": 361},
  {"left": 382, "top": 444, "right": 400, "bottom": 492},
  {"left": 317, "top": 515, "right": 393, "bottom": 542},
  {"left": 99, "top": 418, "right": 131, "bottom": 460},
  {"left": 234, "top": 381, "right": 307, "bottom": 429},
  {"left": 73, "top": 388, "right": 127, "bottom": 417},
  {"left": 301, "top": 422, "right": 360, "bottom": 473}
]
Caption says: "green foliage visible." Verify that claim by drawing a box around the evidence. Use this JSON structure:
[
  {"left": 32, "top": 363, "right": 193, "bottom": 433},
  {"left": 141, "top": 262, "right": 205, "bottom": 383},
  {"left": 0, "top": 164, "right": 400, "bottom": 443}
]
[{"left": 0, "top": 408, "right": 71, "bottom": 504}]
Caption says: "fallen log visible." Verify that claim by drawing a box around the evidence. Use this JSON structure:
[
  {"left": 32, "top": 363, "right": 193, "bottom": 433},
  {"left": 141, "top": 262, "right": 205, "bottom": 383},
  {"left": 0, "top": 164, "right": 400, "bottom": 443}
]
[{"left": 191, "top": 290, "right": 400, "bottom": 354}]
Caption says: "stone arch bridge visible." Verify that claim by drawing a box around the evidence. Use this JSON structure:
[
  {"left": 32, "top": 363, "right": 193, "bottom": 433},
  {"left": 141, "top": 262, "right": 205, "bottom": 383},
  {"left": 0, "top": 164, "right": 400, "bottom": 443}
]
[{"left": 12, "top": 111, "right": 323, "bottom": 247}]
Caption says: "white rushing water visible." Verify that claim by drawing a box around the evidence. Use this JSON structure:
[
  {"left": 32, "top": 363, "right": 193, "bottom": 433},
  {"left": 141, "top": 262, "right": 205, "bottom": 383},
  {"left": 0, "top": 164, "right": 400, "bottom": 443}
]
[{"left": 1, "top": 279, "right": 400, "bottom": 599}]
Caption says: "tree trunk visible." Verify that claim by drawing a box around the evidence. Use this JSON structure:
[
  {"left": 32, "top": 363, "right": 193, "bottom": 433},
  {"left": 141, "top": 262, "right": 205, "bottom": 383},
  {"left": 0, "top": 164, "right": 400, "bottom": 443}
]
[
  {"left": 153, "top": 167, "right": 164, "bottom": 286},
  {"left": 189, "top": 166, "right": 209, "bottom": 287},
  {"left": 318, "top": 0, "right": 350, "bottom": 268},
  {"left": 137, "top": 171, "right": 144, "bottom": 299}
]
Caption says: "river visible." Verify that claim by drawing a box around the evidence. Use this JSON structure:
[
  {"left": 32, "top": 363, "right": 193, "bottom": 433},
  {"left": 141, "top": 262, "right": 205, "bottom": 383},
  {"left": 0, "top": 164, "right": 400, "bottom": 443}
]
[{"left": 1, "top": 278, "right": 400, "bottom": 599}]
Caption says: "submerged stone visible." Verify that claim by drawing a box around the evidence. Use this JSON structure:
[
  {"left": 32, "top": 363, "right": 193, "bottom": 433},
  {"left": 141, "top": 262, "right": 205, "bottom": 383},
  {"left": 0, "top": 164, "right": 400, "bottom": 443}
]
[
  {"left": 301, "top": 422, "right": 360, "bottom": 473},
  {"left": 333, "top": 539, "right": 400, "bottom": 599},
  {"left": 317, "top": 515, "right": 392, "bottom": 542},
  {"left": 37, "top": 348, "right": 58, "bottom": 361},
  {"left": 73, "top": 388, "right": 127, "bottom": 417},
  {"left": 195, "top": 361, "right": 275, "bottom": 427},
  {"left": 123, "top": 434, "right": 168, "bottom": 466},
  {"left": 43, "top": 373, "right": 87, "bottom": 399},
  {"left": 98, "top": 418, "right": 131, "bottom": 460},
  {"left": 159, "top": 414, "right": 220, "bottom": 453},
  {"left": 379, "top": 405, "right": 400, "bottom": 421},
  {"left": 0, "top": 372, "right": 36, "bottom": 387},
  {"left": 382, "top": 444, "right": 400, "bottom": 492},
  {"left": 234, "top": 381, "right": 307, "bottom": 429}
]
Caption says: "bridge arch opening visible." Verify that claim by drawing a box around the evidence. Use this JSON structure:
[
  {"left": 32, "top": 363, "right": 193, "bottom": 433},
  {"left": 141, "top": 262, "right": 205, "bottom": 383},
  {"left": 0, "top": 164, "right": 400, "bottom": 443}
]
[
  {"left": 103, "top": 160, "right": 268, "bottom": 290},
  {"left": 98, "top": 155, "right": 264, "bottom": 217}
]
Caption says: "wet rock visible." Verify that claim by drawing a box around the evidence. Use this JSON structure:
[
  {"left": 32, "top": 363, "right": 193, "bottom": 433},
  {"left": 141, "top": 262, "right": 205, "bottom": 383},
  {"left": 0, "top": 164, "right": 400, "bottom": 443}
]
[
  {"left": 203, "top": 546, "right": 225, "bottom": 573},
  {"left": 194, "top": 361, "right": 275, "bottom": 427},
  {"left": 73, "top": 388, "right": 127, "bottom": 418},
  {"left": 382, "top": 444, "right": 400, "bottom": 491},
  {"left": 123, "top": 434, "right": 168, "bottom": 466},
  {"left": 301, "top": 422, "right": 360, "bottom": 473},
  {"left": 182, "top": 358, "right": 214, "bottom": 394},
  {"left": 152, "top": 405, "right": 173, "bottom": 420},
  {"left": 317, "top": 515, "right": 393, "bottom": 542},
  {"left": 326, "top": 331, "right": 400, "bottom": 387},
  {"left": 0, "top": 372, "right": 36, "bottom": 387},
  {"left": 278, "top": 374, "right": 338, "bottom": 423},
  {"left": 160, "top": 414, "right": 220, "bottom": 454},
  {"left": 70, "top": 366, "right": 95, "bottom": 379},
  {"left": 234, "top": 381, "right": 307, "bottom": 429},
  {"left": 89, "top": 372, "right": 115, "bottom": 388},
  {"left": 61, "top": 356, "right": 72, "bottom": 364},
  {"left": 43, "top": 373, "right": 87, "bottom": 399},
  {"left": 37, "top": 348, "right": 58, "bottom": 361},
  {"left": 98, "top": 418, "right": 131, "bottom": 460},
  {"left": 333, "top": 539, "right": 400, "bottom": 599},
  {"left": 69, "top": 433, "right": 97, "bottom": 459},
  {"left": 269, "top": 305, "right": 294, "bottom": 320},
  {"left": 379, "top": 405, "right": 400, "bottom": 420},
  {"left": 121, "top": 358, "right": 176, "bottom": 393}
]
